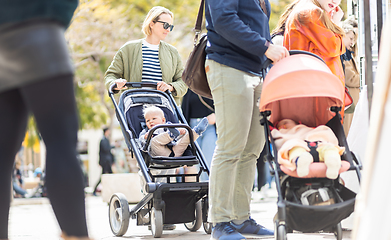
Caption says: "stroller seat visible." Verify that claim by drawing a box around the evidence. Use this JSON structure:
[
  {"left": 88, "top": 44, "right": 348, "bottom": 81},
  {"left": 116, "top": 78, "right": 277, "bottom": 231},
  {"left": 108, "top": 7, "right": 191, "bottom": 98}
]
[{"left": 122, "top": 92, "right": 199, "bottom": 168}]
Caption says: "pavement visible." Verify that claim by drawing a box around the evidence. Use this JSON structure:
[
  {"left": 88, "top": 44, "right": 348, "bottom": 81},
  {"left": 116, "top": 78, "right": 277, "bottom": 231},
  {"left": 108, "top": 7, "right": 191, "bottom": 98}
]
[{"left": 9, "top": 187, "right": 353, "bottom": 240}]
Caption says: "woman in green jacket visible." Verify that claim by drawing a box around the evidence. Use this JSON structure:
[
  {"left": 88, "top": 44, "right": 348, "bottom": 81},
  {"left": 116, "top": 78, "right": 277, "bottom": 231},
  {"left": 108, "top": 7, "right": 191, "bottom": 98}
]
[{"left": 104, "top": 6, "right": 187, "bottom": 105}]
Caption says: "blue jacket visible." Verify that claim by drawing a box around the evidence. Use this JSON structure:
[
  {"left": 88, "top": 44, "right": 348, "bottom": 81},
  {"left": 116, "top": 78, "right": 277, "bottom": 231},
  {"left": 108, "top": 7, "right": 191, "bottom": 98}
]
[
  {"left": 205, "top": 0, "right": 271, "bottom": 77},
  {"left": 0, "top": 0, "right": 78, "bottom": 28}
]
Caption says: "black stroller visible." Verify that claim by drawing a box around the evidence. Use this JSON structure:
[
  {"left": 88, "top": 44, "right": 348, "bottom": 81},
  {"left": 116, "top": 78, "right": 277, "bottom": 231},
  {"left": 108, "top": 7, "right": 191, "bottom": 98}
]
[
  {"left": 259, "top": 51, "right": 362, "bottom": 240},
  {"left": 107, "top": 82, "right": 212, "bottom": 238}
]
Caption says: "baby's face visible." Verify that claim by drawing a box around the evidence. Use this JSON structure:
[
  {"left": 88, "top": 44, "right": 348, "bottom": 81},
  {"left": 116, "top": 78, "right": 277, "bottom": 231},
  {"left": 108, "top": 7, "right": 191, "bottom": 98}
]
[
  {"left": 145, "top": 113, "right": 165, "bottom": 129},
  {"left": 277, "top": 119, "right": 297, "bottom": 130}
]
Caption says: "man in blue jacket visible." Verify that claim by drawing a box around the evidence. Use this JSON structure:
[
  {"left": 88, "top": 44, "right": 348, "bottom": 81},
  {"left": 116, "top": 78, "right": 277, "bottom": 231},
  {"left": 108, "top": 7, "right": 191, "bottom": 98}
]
[{"left": 205, "top": 0, "right": 289, "bottom": 239}]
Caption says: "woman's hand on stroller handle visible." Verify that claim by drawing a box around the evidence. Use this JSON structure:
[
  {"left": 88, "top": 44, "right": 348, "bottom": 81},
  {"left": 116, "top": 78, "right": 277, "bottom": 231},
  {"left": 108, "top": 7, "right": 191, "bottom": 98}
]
[
  {"left": 114, "top": 78, "right": 127, "bottom": 90},
  {"left": 156, "top": 81, "right": 174, "bottom": 93}
]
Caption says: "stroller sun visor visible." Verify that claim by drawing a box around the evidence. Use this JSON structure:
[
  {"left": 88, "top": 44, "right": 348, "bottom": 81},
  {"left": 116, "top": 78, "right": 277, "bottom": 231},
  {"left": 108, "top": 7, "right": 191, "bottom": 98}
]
[{"left": 259, "top": 54, "right": 344, "bottom": 127}]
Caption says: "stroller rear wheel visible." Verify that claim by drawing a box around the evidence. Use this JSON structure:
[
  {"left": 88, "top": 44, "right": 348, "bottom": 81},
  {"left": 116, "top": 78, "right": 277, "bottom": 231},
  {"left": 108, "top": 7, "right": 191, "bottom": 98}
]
[
  {"left": 333, "top": 223, "right": 342, "bottom": 240},
  {"left": 108, "top": 193, "right": 130, "bottom": 236},
  {"left": 184, "top": 200, "right": 203, "bottom": 231},
  {"left": 151, "top": 207, "right": 163, "bottom": 238}
]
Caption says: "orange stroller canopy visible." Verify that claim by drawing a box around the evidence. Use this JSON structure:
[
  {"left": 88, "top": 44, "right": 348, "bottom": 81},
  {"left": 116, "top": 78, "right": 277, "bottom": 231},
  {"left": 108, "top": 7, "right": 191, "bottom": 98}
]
[{"left": 259, "top": 53, "right": 344, "bottom": 128}]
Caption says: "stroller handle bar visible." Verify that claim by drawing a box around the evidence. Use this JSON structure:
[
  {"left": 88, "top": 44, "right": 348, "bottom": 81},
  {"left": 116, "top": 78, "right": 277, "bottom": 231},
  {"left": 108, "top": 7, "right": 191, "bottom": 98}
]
[
  {"left": 261, "top": 50, "right": 325, "bottom": 75},
  {"left": 108, "top": 81, "right": 172, "bottom": 95}
]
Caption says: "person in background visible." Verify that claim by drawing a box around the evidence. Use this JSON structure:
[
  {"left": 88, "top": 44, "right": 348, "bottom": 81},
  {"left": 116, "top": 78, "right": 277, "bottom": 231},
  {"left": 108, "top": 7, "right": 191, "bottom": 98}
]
[
  {"left": 0, "top": 1, "right": 90, "bottom": 239},
  {"left": 113, "top": 140, "right": 130, "bottom": 173},
  {"left": 340, "top": 17, "right": 360, "bottom": 136},
  {"left": 104, "top": 6, "right": 187, "bottom": 105},
  {"left": 93, "top": 128, "right": 115, "bottom": 196},
  {"left": 204, "top": 0, "right": 289, "bottom": 239},
  {"left": 181, "top": 89, "right": 217, "bottom": 181}
]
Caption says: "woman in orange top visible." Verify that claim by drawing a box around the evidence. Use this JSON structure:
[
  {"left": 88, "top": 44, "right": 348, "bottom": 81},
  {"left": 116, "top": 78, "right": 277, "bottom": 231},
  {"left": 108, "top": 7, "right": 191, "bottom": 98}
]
[{"left": 284, "top": 0, "right": 346, "bottom": 114}]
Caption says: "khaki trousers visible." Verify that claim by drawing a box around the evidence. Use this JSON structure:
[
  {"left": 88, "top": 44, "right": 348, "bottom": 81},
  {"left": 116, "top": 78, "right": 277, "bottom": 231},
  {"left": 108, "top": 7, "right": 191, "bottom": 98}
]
[{"left": 205, "top": 60, "right": 264, "bottom": 223}]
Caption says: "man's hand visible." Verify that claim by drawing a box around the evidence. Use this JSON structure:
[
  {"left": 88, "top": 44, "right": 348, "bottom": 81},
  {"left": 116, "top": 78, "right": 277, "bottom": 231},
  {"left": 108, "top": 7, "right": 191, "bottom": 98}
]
[{"left": 265, "top": 44, "right": 290, "bottom": 64}]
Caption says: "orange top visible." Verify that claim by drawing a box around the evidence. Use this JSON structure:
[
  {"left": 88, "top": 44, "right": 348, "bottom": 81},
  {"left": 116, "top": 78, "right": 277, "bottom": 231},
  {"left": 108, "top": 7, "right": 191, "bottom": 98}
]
[{"left": 284, "top": 8, "right": 345, "bottom": 84}]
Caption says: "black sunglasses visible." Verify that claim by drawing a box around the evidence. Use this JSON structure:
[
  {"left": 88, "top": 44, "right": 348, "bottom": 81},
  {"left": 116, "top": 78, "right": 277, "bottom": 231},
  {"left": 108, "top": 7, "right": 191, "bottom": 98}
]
[{"left": 155, "top": 20, "right": 174, "bottom": 31}]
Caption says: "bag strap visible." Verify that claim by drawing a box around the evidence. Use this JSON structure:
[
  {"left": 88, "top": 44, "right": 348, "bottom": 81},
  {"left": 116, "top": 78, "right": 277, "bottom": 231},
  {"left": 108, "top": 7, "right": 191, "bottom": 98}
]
[
  {"left": 193, "top": 0, "right": 205, "bottom": 46},
  {"left": 198, "top": 94, "right": 214, "bottom": 112},
  {"left": 259, "top": 0, "right": 267, "bottom": 15}
]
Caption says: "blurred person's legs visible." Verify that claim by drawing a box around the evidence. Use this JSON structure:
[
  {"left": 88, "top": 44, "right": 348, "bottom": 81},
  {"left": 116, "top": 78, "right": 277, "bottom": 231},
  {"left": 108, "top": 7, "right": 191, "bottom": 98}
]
[
  {"left": 0, "top": 20, "right": 88, "bottom": 239},
  {"left": 93, "top": 161, "right": 113, "bottom": 195},
  {"left": 26, "top": 75, "right": 88, "bottom": 237},
  {"left": 0, "top": 89, "right": 29, "bottom": 239},
  {"left": 190, "top": 119, "right": 217, "bottom": 181},
  {"left": 12, "top": 180, "right": 28, "bottom": 197}
]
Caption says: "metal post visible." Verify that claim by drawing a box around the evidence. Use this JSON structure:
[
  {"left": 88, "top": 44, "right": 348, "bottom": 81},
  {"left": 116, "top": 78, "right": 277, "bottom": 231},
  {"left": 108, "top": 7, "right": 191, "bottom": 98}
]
[
  {"left": 363, "top": 0, "right": 374, "bottom": 119},
  {"left": 376, "top": 0, "right": 383, "bottom": 51}
]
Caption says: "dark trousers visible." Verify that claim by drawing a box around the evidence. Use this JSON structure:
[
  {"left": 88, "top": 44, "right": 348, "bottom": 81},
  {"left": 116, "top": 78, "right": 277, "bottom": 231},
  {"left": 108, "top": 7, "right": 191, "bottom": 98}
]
[{"left": 93, "top": 161, "right": 113, "bottom": 193}]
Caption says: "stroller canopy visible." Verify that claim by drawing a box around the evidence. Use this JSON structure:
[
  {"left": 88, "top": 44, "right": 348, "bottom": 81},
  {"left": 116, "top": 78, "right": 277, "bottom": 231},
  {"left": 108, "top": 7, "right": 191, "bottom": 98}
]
[{"left": 259, "top": 53, "right": 344, "bottom": 127}]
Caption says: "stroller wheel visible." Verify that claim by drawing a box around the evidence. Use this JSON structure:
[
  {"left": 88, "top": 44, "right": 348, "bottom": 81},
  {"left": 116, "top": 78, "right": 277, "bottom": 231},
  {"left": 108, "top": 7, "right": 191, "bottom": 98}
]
[
  {"left": 151, "top": 207, "right": 163, "bottom": 238},
  {"left": 184, "top": 200, "right": 203, "bottom": 232},
  {"left": 203, "top": 222, "right": 213, "bottom": 234},
  {"left": 201, "top": 196, "right": 212, "bottom": 234},
  {"left": 108, "top": 193, "right": 130, "bottom": 236},
  {"left": 275, "top": 224, "right": 287, "bottom": 240},
  {"left": 333, "top": 223, "right": 342, "bottom": 240}
]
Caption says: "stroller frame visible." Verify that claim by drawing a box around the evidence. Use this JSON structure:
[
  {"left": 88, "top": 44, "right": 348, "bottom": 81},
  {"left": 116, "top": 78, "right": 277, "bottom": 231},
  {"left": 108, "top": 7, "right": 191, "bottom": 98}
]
[
  {"left": 259, "top": 51, "right": 363, "bottom": 240},
  {"left": 107, "top": 82, "right": 212, "bottom": 238}
]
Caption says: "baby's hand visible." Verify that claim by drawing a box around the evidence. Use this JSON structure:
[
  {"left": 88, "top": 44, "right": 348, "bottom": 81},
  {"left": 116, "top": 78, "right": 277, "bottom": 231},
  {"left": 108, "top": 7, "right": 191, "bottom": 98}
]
[
  {"left": 178, "top": 128, "right": 186, "bottom": 135},
  {"left": 144, "top": 132, "right": 149, "bottom": 139}
]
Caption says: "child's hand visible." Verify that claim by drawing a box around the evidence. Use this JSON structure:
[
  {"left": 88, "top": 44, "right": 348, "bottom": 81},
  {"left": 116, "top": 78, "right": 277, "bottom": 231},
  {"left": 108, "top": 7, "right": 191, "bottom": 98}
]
[
  {"left": 178, "top": 128, "right": 186, "bottom": 135},
  {"left": 144, "top": 132, "right": 149, "bottom": 139}
]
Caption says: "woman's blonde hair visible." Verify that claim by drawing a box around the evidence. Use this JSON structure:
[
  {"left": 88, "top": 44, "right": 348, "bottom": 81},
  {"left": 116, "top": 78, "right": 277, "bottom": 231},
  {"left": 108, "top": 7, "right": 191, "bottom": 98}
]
[
  {"left": 271, "top": 0, "right": 299, "bottom": 37},
  {"left": 142, "top": 6, "right": 174, "bottom": 36},
  {"left": 289, "top": 0, "right": 345, "bottom": 36}
]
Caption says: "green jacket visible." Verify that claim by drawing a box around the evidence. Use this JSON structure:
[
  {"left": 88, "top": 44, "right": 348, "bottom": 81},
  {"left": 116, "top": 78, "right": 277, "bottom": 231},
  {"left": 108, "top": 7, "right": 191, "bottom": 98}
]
[{"left": 104, "top": 39, "right": 187, "bottom": 105}]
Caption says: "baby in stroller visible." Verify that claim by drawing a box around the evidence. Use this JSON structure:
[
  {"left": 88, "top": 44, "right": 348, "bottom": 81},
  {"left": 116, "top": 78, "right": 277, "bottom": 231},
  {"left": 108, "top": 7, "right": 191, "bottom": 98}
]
[
  {"left": 139, "top": 105, "right": 208, "bottom": 157},
  {"left": 271, "top": 119, "right": 345, "bottom": 179}
]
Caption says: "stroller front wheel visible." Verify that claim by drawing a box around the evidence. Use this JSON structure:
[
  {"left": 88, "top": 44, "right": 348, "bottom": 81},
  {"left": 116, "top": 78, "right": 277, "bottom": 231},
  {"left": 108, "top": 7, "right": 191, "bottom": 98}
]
[
  {"left": 333, "top": 223, "right": 342, "bottom": 240},
  {"left": 275, "top": 224, "right": 287, "bottom": 240},
  {"left": 203, "top": 222, "right": 213, "bottom": 234},
  {"left": 151, "top": 207, "right": 163, "bottom": 238}
]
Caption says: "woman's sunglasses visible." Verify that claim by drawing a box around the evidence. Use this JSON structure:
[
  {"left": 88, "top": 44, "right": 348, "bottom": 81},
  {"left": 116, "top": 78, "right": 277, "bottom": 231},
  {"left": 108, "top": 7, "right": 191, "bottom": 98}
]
[{"left": 155, "top": 20, "right": 174, "bottom": 31}]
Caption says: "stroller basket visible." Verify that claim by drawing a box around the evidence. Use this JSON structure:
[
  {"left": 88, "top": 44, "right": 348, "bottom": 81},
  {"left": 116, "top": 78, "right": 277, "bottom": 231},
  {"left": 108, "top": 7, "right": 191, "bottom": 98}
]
[{"left": 284, "top": 183, "right": 356, "bottom": 232}]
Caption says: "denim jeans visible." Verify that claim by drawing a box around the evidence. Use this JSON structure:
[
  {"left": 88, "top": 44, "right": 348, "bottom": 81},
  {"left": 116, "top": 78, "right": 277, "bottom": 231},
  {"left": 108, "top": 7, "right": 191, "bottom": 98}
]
[
  {"left": 205, "top": 59, "right": 264, "bottom": 224},
  {"left": 190, "top": 118, "right": 217, "bottom": 181}
]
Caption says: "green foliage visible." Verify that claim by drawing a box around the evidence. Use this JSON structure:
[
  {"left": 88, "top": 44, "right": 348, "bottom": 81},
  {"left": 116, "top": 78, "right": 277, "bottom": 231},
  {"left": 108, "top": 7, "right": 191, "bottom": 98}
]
[
  {"left": 270, "top": 0, "right": 295, "bottom": 33},
  {"left": 25, "top": 117, "right": 39, "bottom": 148}
]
